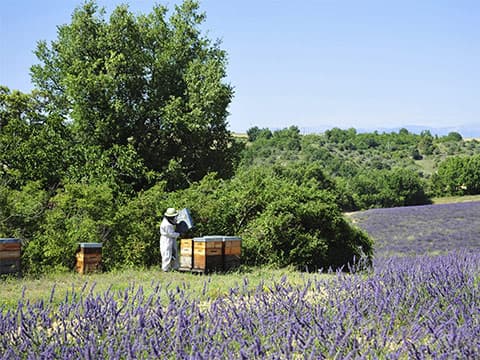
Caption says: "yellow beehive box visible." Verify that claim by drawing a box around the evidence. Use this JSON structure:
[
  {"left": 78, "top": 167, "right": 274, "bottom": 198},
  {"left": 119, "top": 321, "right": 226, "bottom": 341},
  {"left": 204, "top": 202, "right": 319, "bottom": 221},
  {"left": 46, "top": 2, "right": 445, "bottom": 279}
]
[
  {"left": 193, "top": 236, "right": 223, "bottom": 272},
  {"left": 179, "top": 239, "right": 193, "bottom": 270},
  {"left": 75, "top": 243, "right": 102, "bottom": 274},
  {"left": 223, "top": 236, "right": 242, "bottom": 271}
]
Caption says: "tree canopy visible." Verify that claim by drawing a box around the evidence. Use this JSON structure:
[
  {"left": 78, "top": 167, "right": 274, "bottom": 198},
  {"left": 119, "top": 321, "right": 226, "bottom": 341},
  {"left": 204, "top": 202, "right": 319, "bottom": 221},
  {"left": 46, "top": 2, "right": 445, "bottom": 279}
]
[{"left": 30, "top": 0, "right": 237, "bottom": 190}]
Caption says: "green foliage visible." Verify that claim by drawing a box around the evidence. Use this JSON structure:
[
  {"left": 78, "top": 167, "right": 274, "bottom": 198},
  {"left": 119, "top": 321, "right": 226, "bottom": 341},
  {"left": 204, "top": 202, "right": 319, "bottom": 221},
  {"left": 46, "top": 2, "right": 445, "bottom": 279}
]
[
  {"left": 237, "top": 169, "right": 372, "bottom": 270},
  {"left": 271, "top": 126, "right": 302, "bottom": 151},
  {"left": 107, "top": 182, "right": 169, "bottom": 270},
  {"left": 30, "top": 0, "right": 236, "bottom": 189},
  {"left": 239, "top": 126, "right": 480, "bottom": 210},
  {"left": 347, "top": 168, "right": 430, "bottom": 209},
  {"left": 169, "top": 167, "right": 373, "bottom": 270},
  {"left": 431, "top": 155, "right": 480, "bottom": 196},
  {"left": 65, "top": 143, "right": 158, "bottom": 195},
  {"left": 0, "top": 88, "right": 73, "bottom": 188},
  {"left": 386, "top": 168, "right": 431, "bottom": 206},
  {"left": 240, "top": 126, "right": 303, "bottom": 167},
  {"left": 22, "top": 183, "right": 115, "bottom": 275},
  {"left": 246, "top": 126, "right": 272, "bottom": 142},
  {"left": 0, "top": 181, "right": 49, "bottom": 240},
  {"left": 418, "top": 135, "right": 435, "bottom": 155},
  {"left": 356, "top": 132, "right": 380, "bottom": 149},
  {"left": 168, "top": 173, "right": 229, "bottom": 236},
  {"left": 445, "top": 131, "right": 463, "bottom": 142},
  {"left": 4, "top": 120, "right": 479, "bottom": 275},
  {"left": 324, "top": 127, "right": 357, "bottom": 144},
  {"left": 411, "top": 148, "right": 423, "bottom": 160}
]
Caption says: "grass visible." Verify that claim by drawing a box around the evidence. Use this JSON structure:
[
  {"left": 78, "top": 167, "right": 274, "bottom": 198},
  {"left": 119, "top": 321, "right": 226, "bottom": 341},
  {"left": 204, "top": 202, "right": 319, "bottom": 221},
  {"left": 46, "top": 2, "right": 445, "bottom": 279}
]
[
  {"left": 232, "top": 132, "right": 248, "bottom": 139},
  {"left": 0, "top": 265, "right": 326, "bottom": 310},
  {"left": 414, "top": 156, "right": 436, "bottom": 175},
  {"left": 431, "top": 194, "right": 480, "bottom": 204}
]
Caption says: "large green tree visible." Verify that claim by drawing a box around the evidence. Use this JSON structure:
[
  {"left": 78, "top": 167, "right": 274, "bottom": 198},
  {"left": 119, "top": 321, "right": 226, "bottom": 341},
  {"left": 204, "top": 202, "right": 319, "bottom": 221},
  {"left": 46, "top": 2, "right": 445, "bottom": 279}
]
[
  {"left": 0, "top": 87, "right": 72, "bottom": 189},
  {"left": 31, "top": 0, "right": 237, "bottom": 190}
]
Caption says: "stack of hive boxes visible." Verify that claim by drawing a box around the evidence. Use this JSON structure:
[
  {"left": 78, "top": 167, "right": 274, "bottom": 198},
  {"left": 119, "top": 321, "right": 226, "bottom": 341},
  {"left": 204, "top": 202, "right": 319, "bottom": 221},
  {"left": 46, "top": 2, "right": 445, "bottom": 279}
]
[
  {"left": 179, "top": 238, "right": 194, "bottom": 269},
  {"left": 0, "top": 238, "right": 21, "bottom": 276},
  {"left": 75, "top": 242, "right": 102, "bottom": 274},
  {"left": 193, "top": 236, "right": 224, "bottom": 272},
  {"left": 223, "top": 236, "right": 242, "bottom": 270},
  {"left": 179, "top": 236, "right": 242, "bottom": 273}
]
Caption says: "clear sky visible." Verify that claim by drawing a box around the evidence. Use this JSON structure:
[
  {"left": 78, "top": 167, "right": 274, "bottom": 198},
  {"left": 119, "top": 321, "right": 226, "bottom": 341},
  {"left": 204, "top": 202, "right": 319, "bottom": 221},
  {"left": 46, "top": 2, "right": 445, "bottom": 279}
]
[{"left": 1, "top": 0, "right": 479, "bottom": 136}]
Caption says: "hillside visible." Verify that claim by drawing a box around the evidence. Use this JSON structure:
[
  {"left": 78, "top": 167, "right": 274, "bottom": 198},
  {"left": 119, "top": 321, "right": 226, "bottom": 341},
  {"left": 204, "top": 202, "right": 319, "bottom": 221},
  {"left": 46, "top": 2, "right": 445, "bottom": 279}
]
[
  {"left": 239, "top": 126, "right": 480, "bottom": 210},
  {"left": 241, "top": 127, "right": 480, "bottom": 174}
]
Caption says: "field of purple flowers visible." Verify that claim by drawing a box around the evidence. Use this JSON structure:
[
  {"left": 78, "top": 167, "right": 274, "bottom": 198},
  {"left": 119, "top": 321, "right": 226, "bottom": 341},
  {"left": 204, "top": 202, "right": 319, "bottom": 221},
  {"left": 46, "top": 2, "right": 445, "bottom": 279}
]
[
  {"left": 1, "top": 202, "right": 479, "bottom": 358},
  {"left": 1, "top": 250, "right": 479, "bottom": 359},
  {"left": 350, "top": 201, "right": 480, "bottom": 257}
]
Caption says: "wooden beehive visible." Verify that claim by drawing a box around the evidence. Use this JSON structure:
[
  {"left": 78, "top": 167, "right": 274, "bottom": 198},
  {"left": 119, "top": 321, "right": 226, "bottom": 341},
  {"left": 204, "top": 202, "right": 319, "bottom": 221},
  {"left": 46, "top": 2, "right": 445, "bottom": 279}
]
[
  {"left": 0, "top": 238, "right": 21, "bottom": 276},
  {"left": 76, "top": 243, "right": 102, "bottom": 274},
  {"left": 179, "top": 238, "right": 193, "bottom": 271},
  {"left": 193, "top": 236, "right": 223, "bottom": 273},
  {"left": 223, "top": 236, "right": 242, "bottom": 271}
]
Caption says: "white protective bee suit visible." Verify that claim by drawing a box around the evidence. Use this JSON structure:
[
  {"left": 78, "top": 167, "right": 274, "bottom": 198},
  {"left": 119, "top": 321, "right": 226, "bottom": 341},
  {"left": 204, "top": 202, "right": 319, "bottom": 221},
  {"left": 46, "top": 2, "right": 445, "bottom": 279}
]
[{"left": 160, "top": 212, "right": 180, "bottom": 271}]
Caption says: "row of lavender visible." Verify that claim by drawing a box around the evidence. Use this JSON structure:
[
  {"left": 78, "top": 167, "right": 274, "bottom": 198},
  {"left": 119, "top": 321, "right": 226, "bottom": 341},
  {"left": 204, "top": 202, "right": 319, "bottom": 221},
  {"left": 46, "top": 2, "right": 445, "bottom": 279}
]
[
  {"left": 350, "top": 201, "right": 480, "bottom": 257},
  {"left": 1, "top": 250, "right": 478, "bottom": 359}
]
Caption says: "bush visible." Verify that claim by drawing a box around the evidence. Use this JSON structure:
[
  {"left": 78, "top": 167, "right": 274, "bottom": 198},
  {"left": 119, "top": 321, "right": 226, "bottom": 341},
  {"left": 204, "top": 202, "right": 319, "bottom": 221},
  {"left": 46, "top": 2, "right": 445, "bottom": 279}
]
[
  {"left": 431, "top": 155, "right": 480, "bottom": 196},
  {"left": 22, "top": 183, "right": 115, "bottom": 275},
  {"left": 348, "top": 168, "right": 430, "bottom": 209},
  {"left": 17, "top": 166, "right": 374, "bottom": 274},
  {"left": 174, "top": 167, "right": 373, "bottom": 270},
  {"left": 0, "top": 181, "right": 48, "bottom": 240},
  {"left": 242, "top": 196, "right": 372, "bottom": 270},
  {"left": 107, "top": 182, "right": 171, "bottom": 270}
]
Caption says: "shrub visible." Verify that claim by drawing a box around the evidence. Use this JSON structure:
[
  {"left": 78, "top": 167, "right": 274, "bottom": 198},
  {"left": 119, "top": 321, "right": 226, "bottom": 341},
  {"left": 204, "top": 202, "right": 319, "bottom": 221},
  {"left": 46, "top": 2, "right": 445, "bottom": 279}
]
[
  {"left": 242, "top": 196, "right": 372, "bottom": 270},
  {"left": 174, "top": 167, "right": 373, "bottom": 270},
  {"left": 165, "top": 166, "right": 373, "bottom": 270},
  {"left": 22, "top": 183, "right": 115, "bottom": 275},
  {"left": 107, "top": 182, "right": 170, "bottom": 270},
  {"left": 348, "top": 168, "right": 430, "bottom": 209}
]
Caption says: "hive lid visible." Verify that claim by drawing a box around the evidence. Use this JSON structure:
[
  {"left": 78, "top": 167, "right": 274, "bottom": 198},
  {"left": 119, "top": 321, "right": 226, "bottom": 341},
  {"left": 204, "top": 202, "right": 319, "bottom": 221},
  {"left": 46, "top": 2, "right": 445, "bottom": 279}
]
[
  {"left": 0, "top": 238, "right": 21, "bottom": 244},
  {"left": 176, "top": 208, "right": 194, "bottom": 233},
  {"left": 222, "top": 236, "right": 242, "bottom": 241},
  {"left": 193, "top": 236, "right": 223, "bottom": 242},
  {"left": 193, "top": 236, "right": 241, "bottom": 242},
  {"left": 78, "top": 242, "right": 103, "bottom": 248}
]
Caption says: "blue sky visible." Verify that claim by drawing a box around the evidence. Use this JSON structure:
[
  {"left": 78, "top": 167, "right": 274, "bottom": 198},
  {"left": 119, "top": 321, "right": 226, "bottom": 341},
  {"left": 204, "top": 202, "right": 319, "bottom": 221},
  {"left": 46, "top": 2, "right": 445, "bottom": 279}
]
[{"left": 1, "top": 0, "right": 479, "bottom": 136}]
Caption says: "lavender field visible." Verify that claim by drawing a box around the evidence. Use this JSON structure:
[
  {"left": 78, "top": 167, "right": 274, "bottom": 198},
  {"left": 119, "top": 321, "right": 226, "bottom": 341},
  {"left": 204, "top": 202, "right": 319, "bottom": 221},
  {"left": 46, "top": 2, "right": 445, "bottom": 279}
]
[
  {"left": 349, "top": 201, "right": 480, "bottom": 257},
  {"left": 1, "top": 202, "right": 479, "bottom": 359},
  {"left": 1, "top": 251, "right": 479, "bottom": 359}
]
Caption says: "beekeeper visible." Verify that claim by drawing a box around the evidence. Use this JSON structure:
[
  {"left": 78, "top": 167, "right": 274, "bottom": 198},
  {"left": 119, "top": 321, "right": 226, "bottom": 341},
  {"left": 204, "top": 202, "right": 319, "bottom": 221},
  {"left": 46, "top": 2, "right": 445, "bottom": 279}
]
[{"left": 160, "top": 207, "right": 180, "bottom": 271}]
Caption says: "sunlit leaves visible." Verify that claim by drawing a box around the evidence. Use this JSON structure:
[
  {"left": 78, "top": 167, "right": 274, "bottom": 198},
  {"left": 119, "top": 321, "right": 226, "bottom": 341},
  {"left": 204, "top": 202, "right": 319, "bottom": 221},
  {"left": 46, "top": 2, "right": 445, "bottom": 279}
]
[{"left": 30, "top": 0, "right": 236, "bottom": 189}]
